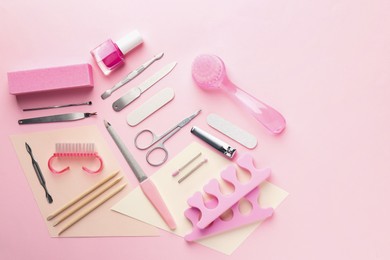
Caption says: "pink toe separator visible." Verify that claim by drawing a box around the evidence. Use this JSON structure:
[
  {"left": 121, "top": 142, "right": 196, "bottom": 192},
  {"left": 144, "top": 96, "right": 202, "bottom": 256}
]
[
  {"left": 184, "top": 153, "right": 273, "bottom": 241},
  {"left": 185, "top": 187, "right": 274, "bottom": 241}
]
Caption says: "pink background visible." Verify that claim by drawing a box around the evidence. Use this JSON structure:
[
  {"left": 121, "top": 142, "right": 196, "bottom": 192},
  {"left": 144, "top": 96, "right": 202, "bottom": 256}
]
[{"left": 1, "top": 0, "right": 389, "bottom": 259}]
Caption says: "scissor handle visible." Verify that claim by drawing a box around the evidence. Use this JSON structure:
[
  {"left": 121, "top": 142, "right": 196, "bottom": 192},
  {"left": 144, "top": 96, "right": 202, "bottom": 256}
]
[
  {"left": 146, "top": 145, "right": 169, "bottom": 166},
  {"left": 134, "top": 129, "right": 159, "bottom": 150}
]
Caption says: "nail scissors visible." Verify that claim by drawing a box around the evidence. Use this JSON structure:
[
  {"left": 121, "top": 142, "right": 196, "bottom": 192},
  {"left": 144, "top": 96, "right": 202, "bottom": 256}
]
[{"left": 134, "top": 110, "right": 201, "bottom": 166}]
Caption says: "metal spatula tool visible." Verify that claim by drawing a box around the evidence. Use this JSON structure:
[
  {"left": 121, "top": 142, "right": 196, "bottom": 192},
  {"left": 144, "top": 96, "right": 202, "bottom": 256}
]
[
  {"left": 112, "top": 61, "right": 177, "bottom": 112},
  {"left": 101, "top": 52, "right": 164, "bottom": 100}
]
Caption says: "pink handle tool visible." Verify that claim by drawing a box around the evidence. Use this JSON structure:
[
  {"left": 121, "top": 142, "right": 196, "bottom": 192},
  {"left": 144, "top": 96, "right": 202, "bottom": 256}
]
[
  {"left": 192, "top": 54, "right": 286, "bottom": 134},
  {"left": 48, "top": 143, "right": 103, "bottom": 174},
  {"left": 140, "top": 178, "right": 176, "bottom": 229}
]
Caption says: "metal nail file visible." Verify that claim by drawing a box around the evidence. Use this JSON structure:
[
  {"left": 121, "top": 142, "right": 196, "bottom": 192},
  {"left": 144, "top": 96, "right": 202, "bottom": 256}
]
[
  {"left": 18, "top": 112, "right": 97, "bottom": 124},
  {"left": 23, "top": 101, "right": 92, "bottom": 111},
  {"left": 112, "top": 62, "right": 177, "bottom": 112},
  {"left": 101, "top": 52, "right": 164, "bottom": 100},
  {"left": 104, "top": 120, "right": 176, "bottom": 230}
]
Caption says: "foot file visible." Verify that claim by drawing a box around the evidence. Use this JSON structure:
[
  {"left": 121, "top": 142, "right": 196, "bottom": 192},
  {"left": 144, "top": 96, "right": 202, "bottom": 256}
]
[
  {"left": 207, "top": 113, "right": 257, "bottom": 149},
  {"left": 126, "top": 88, "right": 175, "bottom": 126}
]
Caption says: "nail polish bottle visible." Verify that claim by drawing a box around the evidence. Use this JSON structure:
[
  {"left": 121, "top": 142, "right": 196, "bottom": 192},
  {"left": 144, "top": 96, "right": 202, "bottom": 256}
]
[{"left": 91, "top": 30, "right": 143, "bottom": 75}]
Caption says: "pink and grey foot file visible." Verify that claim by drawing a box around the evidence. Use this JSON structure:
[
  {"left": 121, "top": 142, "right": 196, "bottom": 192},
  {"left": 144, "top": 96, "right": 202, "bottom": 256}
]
[{"left": 104, "top": 120, "right": 176, "bottom": 230}]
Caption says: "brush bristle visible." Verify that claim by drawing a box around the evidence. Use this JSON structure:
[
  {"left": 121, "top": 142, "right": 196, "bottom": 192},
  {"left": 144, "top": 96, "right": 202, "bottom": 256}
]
[
  {"left": 55, "top": 143, "right": 95, "bottom": 156},
  {"left": 192, "top": 55, "right": 225, "bottom": 89}
]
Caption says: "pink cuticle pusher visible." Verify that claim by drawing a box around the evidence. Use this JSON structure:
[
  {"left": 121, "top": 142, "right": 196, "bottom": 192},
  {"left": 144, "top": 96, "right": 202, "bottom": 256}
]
[{"left": 104, "top": 120, "right": 176, "bottom": 230}]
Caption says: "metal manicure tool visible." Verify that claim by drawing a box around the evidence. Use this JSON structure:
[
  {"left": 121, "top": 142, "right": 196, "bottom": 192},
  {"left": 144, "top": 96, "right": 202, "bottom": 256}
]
[
  {"left": 23, "top": 101, "right": 92, "bottom": 111},
  {"left": 101, "top": 52, "right": 164, "bottom": 99},
  {"left": 112, "top": 61, "right": 177, "bottom": 112},
  {"left": 190, "top": 126, "right": 236, "bottom": 159},
  {"left": 25, "top": 142, "right": 53, "bottom": 204},
  {"left": 18, "top": 112, "right": 97, "bottom": 124},
  {"left": 134, "top": 110, "right": 201, "bottom": 166}
]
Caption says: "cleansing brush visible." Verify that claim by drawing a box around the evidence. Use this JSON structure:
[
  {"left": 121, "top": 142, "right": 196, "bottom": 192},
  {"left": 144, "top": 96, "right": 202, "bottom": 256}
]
[{"left": 192, "top": 55, "right": 286, "bottom": 134}]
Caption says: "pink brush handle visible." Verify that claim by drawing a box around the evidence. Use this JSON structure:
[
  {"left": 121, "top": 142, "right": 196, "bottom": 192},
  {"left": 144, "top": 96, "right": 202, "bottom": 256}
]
[
  {"left": 48, "top": 155, "right": 69, "bottom": 174},
  {"left": 225, "top": 81, "right": 286, "bottom": 134},
  {"left": 82, "top": 155, "right": 104, "bottom": 174},
  {"left": 140, "top": 178, "right": 176, "bottom": 230}
]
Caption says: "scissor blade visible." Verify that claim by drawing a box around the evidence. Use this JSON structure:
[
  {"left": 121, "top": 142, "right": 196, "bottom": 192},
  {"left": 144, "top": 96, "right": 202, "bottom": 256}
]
[
  {"left": 189, "top": 109, "right": 202, "bottom": 119},
  {"left": 177, "top": 110, "right": 201, "bottom": 127}
]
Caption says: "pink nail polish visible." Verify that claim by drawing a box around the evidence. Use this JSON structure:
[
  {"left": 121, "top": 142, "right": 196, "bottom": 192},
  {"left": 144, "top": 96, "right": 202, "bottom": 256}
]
[{"left": 91, "top": 30, "right": 143, "bottom": 75}]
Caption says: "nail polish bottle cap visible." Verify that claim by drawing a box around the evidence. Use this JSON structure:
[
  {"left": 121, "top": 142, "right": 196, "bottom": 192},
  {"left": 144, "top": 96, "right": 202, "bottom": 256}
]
[{"left": 116, "top": 30, "right": 143, "bottom": 55}]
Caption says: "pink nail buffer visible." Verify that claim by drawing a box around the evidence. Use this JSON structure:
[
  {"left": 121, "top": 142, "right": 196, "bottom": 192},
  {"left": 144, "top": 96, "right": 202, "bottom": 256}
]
[{"left": 8, "top": 64, "right": 94, "bottom": 95}]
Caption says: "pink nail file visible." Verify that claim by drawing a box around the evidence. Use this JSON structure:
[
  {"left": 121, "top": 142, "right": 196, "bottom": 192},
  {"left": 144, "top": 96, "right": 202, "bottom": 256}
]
[
  {"left": 186, "top": 153, "right": 271, "bottom": 229},
  {"left": 184, "top": 186, "right": 274, "bottom": 241},
  {"left": 8, "top": 64, "right": 94, "bottom": 95}
]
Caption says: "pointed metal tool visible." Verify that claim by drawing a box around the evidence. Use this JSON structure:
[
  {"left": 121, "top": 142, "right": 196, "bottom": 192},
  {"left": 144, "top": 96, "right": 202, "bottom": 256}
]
[
  {"left": 18, "top": 112, "right": 97, "bottom": 124},
  {"left": 112, "top": 61, "right": 177, "bottom": 112},
  {"left": 101, "top": 52, "right": 164, "bottom": 99},
  {"left": 25, "top": 142, "right": 53, "bottom": 204}
]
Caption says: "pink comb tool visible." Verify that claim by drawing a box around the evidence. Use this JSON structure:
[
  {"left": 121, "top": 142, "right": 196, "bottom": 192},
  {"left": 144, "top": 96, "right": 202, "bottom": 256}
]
[
  {"left": 48, "top": 143, "right": 103, "bottom": 174},
  {"left": 185, "top": 154, "right": 273, "bottom": 240}
]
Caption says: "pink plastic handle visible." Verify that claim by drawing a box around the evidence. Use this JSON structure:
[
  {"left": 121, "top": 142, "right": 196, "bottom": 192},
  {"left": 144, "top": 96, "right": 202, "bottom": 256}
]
[
  {"left": 48, "top": 155, "right": 70, "bottom": 174},
  {"left": 224, "top": 80, "right": 286, "bottom": 134},
  {"left": 82, "top": 155, "right": 104, "bottom": 174},
  {"left": 48, "top": 154, "right": 103, "bottom": 174},
  {"left": 140, "top": 178, "right": 176, "bottom": 230}
]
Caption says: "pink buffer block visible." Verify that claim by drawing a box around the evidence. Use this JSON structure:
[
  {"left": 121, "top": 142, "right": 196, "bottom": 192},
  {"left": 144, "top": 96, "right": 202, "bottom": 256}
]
[
  {"left": 8, "top": 64, "right": 94, "bottom": 95},
  {"left": 187, "top": 153, "right": 271, "bottom": 229}
]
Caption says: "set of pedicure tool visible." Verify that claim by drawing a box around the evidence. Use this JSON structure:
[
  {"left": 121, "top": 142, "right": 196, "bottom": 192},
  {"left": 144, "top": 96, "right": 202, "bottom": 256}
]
[{"left": 10, "top": 26, "right": 288, "bottom": 241}]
